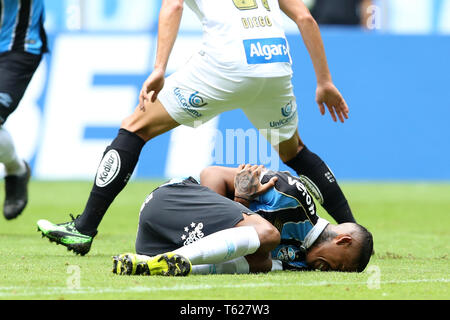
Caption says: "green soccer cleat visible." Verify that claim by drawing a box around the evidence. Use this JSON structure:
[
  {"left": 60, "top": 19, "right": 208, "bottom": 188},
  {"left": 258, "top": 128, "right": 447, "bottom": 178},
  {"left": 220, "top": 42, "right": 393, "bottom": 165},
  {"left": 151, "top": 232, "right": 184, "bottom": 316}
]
[
  {"left": 37, "top": 215, "right": 95, "bottom": 256},
  {"left": 112, "top": 252, "right": 191, "bottom": 276}
]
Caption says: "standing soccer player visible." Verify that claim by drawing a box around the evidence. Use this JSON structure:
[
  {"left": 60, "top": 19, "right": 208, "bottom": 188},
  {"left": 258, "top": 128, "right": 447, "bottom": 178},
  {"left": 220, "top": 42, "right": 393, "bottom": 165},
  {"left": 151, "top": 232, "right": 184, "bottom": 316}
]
[
  {"left": 0, "top": 0, "right": 47, "bottom": 220},
  {"left": 37, "top": 0, "right": 356, "bottom": 255}
]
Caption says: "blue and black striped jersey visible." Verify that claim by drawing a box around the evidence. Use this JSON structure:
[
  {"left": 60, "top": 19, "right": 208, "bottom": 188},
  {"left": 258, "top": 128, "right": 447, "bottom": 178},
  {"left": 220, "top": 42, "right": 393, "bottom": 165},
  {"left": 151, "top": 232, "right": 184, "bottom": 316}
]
[
  {"left": 250, "top": 170, "right": 330, "bottom": 270},
  {"left": 0, "top": 0, "right": 47, "bottom": 54}
]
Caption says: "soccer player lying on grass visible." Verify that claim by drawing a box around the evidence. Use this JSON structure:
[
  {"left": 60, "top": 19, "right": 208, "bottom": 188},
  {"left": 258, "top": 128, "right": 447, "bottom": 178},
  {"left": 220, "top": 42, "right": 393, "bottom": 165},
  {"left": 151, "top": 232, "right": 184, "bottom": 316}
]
[{"left": 112, "top": 164, "right": 373, "bottom": 276}]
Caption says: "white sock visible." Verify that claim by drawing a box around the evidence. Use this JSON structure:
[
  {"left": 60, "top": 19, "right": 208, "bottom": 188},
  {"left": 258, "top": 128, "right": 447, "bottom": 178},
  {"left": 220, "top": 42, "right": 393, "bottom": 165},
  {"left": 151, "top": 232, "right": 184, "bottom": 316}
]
[
  {"left": 0, "top": 127, "right": 26, "bottom": 176},
  {"left": 191, "top": 256, "right": 250, "bottom": 275},
  {"left": 173, "top": 226, "right": 260, "bottom": 265},
  {"left": 271, "top": 259, "right": 283, "bottom": 271}
]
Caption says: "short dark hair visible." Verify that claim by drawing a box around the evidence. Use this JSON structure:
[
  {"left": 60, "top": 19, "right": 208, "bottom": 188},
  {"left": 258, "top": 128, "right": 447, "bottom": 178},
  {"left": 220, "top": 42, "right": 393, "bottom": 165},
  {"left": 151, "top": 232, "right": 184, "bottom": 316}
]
[
  {"left": 313, "top": 225, "right": 337, "bottom": 247},
  {"left": 354, "top": 224, "right": 374, "bottom": 272}
]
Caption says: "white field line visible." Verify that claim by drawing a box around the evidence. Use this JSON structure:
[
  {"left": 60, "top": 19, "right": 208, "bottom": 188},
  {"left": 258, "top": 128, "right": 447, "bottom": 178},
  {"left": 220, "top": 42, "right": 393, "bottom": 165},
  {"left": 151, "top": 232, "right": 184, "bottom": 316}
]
[{"left": 0, "top": 278, "right": 448, "bottom": 297}]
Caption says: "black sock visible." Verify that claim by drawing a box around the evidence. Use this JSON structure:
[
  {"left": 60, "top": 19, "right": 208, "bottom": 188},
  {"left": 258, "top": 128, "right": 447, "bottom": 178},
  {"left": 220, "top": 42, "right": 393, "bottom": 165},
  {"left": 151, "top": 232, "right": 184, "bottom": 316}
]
[
  {"left": 75, "top": 129, "right": 145, "bottom": 235},
  {"left": 284, "top": 146, "right": 356, "bottom": 224}
]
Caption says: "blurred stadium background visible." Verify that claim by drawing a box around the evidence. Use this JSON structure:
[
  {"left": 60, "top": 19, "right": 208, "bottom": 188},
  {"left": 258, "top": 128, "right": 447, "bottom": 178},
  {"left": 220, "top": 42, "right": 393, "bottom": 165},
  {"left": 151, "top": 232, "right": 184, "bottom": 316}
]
[{"left": 2, "top": 0, "right": 450, "bottom": 182}]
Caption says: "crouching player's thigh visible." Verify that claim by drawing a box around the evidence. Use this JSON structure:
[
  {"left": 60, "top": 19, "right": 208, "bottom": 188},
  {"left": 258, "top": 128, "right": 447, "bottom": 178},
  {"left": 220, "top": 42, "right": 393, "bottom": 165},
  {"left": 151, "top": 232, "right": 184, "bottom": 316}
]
[{"left": 133, "top": 179, "right": 257, "bottom": 257}]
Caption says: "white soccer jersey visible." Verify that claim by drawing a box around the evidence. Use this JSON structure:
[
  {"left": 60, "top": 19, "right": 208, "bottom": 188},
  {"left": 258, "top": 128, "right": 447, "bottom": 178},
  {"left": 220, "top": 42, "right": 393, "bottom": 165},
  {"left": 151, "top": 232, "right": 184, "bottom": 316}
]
[{"left": 184, "top": 0, "right": 293, "bottom": 77}]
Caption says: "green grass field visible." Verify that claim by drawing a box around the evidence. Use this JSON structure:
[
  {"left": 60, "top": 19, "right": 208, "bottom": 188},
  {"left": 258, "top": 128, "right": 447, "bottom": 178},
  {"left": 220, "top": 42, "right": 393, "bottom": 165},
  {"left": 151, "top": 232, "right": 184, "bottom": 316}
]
[{"left": 0, "top": 180, "right": 449, "bottom": 300}]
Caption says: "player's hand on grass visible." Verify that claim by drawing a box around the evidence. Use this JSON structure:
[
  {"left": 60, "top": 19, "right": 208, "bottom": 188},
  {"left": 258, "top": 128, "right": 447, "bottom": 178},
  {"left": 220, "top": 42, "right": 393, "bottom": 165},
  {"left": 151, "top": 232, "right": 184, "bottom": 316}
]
[
  {"left": 234, "top": 164, "right": 278, "bottom": 203},
  {"left": 315, "top": 81, "right": 349, "bottom": 123},
  {"left": 139, "top": 68, "right": 165, "bottom": 108}
]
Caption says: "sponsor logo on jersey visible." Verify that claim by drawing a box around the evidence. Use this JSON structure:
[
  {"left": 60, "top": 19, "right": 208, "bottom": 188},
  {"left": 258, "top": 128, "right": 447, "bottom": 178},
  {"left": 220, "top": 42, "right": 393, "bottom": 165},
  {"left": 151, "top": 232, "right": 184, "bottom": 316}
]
[
  {"left": 243, "top": 37, "right": 290, "bottom": 64},
  {"left": 95, "top": 150, "right": 121, "bottom": 187},
  {"left": 287, "top": 176, "right": 316, "bottom": 216},
  {"left": 181, "top": 222, "right": 205, "bottom": 246},
  {"left": 0, "top": 93, "right": 13, "bottom": 108},
  {"left": 173, "top": 87, "right": 204, "bottom": 118}
]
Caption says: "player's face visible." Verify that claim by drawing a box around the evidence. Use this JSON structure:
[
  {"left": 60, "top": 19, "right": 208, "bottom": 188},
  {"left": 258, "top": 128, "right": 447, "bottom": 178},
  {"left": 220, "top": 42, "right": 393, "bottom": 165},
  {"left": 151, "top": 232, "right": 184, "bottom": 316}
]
[{"left": 305, "top": 237, "right": 360, "bottom": 272}]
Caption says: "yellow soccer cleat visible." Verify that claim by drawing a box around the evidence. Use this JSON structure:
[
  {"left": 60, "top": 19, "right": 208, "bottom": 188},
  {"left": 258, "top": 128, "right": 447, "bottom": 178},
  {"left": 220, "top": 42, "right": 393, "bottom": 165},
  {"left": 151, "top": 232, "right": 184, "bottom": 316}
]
[
  {"left": 112, "top": 252, "right": 191, "bottom": 276},
  {"left": 146, "top": 252, "right": 192, "bottom": 276},
  {"left": 112, "top": 253, "right": 133, "bottom": 275}
]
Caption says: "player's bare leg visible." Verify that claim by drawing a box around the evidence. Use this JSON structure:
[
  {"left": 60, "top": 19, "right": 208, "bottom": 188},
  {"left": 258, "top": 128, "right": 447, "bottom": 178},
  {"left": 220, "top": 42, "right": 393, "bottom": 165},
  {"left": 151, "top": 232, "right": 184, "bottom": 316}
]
[
  {"left": 121, "top": 98, "right": 179, "bottom": 142},
  {"left": 277, "top": 130, "right": 356, "bottom": 224},
  {"left": 276, "top": 130, "right": 303, "bottom": 163},
  {"left": 37, "top": 98, "right": 179, "bottom": 255}
]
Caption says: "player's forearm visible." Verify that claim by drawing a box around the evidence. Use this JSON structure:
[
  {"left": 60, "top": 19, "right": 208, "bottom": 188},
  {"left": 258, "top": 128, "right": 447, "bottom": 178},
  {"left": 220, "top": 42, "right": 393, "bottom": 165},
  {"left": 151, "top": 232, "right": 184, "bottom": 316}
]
[
  {"left": 279, "top": 0, "right": 332, "bottom": 84},
  {"left": 154, "top": 0, "right": 184, "bottom": 72},
  {"left": 200, "top": 166, "right": 237, "bottom": 198},
  {"left": 297, "top": 16, "right": 332, "bottom": 84}
]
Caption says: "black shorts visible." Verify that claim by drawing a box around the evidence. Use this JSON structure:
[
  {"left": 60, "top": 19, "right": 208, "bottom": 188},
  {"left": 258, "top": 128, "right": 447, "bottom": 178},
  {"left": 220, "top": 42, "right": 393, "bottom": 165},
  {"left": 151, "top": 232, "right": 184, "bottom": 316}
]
[
  {"left": 0, "top": 51, "right": 42, "bottom": 124},
  {"left": 135, "top": 177, "right": 253, "bottom": 256}
]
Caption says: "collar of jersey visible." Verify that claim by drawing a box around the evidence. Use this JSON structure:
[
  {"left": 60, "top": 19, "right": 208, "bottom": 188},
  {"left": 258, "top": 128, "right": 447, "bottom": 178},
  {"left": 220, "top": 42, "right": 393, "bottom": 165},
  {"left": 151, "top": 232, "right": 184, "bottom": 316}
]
[{"left": 302, "top": 218, "right": 330, "bottom": 250}]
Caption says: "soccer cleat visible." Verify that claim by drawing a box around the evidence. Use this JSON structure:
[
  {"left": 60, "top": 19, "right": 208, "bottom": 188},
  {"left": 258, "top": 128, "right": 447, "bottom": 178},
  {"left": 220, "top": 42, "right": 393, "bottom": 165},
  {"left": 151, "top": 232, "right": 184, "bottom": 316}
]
[
  {"left": 112, "top": 255, "right": 122, "bottom": 274},
  {"left": 112, "top": 253, "right": 150, "bottom": 275},
  {"left": 112, "top": 253, "right": 152, "bottom": 275},
  {"left": 113, "top": 252, "right": 191, "bottom": 276},
  {"left": 3, "top": 161, "right": 31, "bottom": 220},
  {"left": 37, "top": 214, "right": 95, "bottom": 256}
]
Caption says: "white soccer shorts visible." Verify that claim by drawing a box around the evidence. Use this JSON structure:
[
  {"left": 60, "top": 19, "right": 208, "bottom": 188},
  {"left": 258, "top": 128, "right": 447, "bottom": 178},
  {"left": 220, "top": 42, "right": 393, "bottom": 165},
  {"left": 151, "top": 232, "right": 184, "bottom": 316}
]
[{"left": 158, "top": 52, "right": 298, "bottom": 145}]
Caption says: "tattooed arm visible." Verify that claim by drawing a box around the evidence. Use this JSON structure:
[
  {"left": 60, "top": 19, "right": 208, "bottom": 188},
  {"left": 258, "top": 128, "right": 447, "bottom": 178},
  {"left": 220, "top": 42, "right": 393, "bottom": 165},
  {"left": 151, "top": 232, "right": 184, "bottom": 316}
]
[
  {"left": 233, "top": 164, "right": 278, "bottom": 208},
  {"left": 200, "top": 164, "right": 278, "bottom": 206}
]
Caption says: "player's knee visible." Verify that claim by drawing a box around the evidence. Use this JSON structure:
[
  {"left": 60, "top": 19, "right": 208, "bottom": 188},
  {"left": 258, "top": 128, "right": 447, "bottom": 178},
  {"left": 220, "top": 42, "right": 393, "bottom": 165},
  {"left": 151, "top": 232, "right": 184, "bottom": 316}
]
[
  {"left": 121, "top": 114, "right": 138, "bottom": 133},
  {"left": 120, "top": 114, "right": 151, "bottom": 142},
  {"left": 239, "top": 215, "right": 280, "bottom": 252},
  {"left": 256, "top": 222, "right": 280, "bottom": 252}
]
